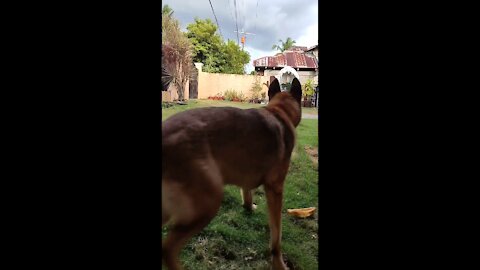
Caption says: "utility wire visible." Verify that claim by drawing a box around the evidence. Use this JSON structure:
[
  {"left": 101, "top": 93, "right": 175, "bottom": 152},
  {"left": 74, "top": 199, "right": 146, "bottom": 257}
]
[
  {"left": 242, "top": 0, "right": 246, "bottom": 33},
  {"left": 208, "top": 0, "right": 223, "bottom": 38},
  {"left": 233, "top": 0, "right": 239, "bottom": 44},
  {"left": 253, "top": 0, "right": 259, "bottom": 34},
  {"left": 226, "top": 0, "right": 235, "bottom": 41}
]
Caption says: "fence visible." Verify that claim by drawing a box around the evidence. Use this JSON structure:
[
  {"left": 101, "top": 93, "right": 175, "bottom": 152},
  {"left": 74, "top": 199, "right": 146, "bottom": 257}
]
[{"left": 197, "top": 67, "right": 268, "bottom": 99}]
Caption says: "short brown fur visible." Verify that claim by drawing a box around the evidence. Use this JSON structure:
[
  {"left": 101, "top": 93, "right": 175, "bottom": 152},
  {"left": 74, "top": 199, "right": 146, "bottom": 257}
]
[{"left": 162, "top": 78, "right": 302, "bottom": 269}]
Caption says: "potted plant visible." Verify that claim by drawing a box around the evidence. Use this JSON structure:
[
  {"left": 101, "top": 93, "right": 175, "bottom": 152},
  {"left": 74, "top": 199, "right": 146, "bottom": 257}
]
[{"left": 302, "top": 79, "right": 315, "bottom": 107}]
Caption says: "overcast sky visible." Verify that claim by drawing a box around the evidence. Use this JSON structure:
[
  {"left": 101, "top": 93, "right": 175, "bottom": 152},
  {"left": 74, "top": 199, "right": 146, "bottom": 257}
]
[{"left": 163, "top": 0, "right": 318, "bottom": 73}]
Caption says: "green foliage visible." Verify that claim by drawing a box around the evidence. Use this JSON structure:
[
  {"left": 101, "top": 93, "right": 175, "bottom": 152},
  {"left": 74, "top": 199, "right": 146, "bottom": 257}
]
[
  {"left": 187, "top": 18, "right": 224, "bottom": 70},
  {"left": 281, "top": 82, "right": 292, "bottom": 91},
  {"left": 162, "top": 5, "right": 173, "bottom": 17},
  {"left": 302, "top": 79, "right": 315, "bottom": 97},
  {"left": 220, "top": 40, "right": 250, "bottom": 74},
  {"left": 249, "top": 71, "right": 256, "bottom": 75},
  {"left": 162, "top": 5, "right": 192, "bottom": 101},
  {"left": 204, "top": 54, "right": 223, "bottom": 73},
  {"left": 224, "top": 89, "right": 244, "bottom": 101},
  {"left": 250, "top": 78, "right": 263, "bottom": 99},
  {"left": 272, "top": 37, "right": 297, "bottom": 52},
  {"left": 186, "top": 18, "right": 250, "bottom": 74},
  {"left": 161, "top": 102, "right": 174, "bottom": 109}
]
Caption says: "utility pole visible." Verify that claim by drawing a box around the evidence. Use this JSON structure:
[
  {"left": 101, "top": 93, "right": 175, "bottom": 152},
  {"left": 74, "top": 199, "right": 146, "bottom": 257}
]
[{"left": 234, "top": 28, "right": 256, "bottom": 50}]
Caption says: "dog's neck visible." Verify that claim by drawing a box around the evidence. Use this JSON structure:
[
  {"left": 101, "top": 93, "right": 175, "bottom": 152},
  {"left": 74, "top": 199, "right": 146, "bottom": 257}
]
[
  {"left": 264, "top": 93, "right": 301, "bottom": 155},
  {"left": 265, "top": 92, "right": 301, "bottom": 128}
]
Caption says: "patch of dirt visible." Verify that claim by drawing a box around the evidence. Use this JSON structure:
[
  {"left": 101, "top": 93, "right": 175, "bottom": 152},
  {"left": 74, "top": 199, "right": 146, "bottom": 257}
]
[{"left": 304, "top": 146, "right": 318, "bottom": 167}]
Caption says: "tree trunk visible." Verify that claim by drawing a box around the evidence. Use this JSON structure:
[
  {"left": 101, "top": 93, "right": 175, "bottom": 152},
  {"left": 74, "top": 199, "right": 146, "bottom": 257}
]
[
  {"left": 174, "top": 62, "right": 185, "bottom": 101},
  {"left": 177, "top": 81, "right": 185, "bottom": 101}
]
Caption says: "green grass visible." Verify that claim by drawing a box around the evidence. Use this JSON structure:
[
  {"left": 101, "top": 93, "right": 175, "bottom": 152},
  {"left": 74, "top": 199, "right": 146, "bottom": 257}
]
[
  {"left": 162, "top": 99, "right": 317, "bottom": 121},
  {"left": 301, "top": 106, "right": 318, "bottom": 116},
  {"left": 162, "top": 100, "right": 318, "bottom": 270}
]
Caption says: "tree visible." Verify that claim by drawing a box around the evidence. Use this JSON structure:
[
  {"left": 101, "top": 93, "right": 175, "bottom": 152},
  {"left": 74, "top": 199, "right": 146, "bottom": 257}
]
[
  {"left": 249, "top": 76, "right": 263, "bottom": 101},
  {"left": 162, "top": 5, "right": 174, "bottom": 17},
  {"left": 162, "top": 5, "right": 192, "bottom": 101},
  {"left": 272, "top": 37, "right": 296, "bottom": 52},
  {"left": 186, "top": 18, "right": 224, "bottom": 72},
  {"left": 220, "top": 40, "right": 250, "bottom": 74},
  {"left": 186, "top": 18, "right": 250, "bottom": 74}
]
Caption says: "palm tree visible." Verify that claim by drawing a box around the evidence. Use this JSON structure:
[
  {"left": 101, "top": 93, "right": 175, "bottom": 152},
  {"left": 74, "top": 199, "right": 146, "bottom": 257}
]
[
  {"left": 162, "top": 5, "right": 174, "bottom": 17},
  {"left": 272, "top": 37, "right": 296, "bottom": 52}
]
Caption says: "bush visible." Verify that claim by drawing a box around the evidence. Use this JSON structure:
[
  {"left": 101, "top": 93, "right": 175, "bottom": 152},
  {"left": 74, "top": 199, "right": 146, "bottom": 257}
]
[
  {"left": 224, "top": 89, "right": 245, "bottom": 102},
  {"left": 302, "top": 79, "right": 315, "bottom": 97},
  {"left": 281, "top": 82, "right": 292, "bottom": 91},
  {"left": 162, "top": 102, "right": 175, "bottom": 108},
  {"left": 250, "top": 78, "right": 262, "bottom": 100}
]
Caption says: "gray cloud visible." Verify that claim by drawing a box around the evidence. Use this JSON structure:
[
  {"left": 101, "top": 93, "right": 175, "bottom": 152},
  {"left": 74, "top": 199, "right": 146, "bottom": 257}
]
[{"left": 163, "top": 0, "right": 318, "bottom": 52}]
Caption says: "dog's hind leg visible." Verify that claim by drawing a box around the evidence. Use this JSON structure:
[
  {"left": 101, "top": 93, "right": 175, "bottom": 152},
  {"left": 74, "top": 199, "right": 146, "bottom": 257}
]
[
  {"left": 162, "top": 164, "right": 223, "bottom": 270},
  {"left": 162, "top": 191, "right": 222, "bottom": 270},
  {"left": 241, "top": 188, "right": 257, "bottom": 211},
  {"left": 162, "top": 218, "right": 214, "bottom": 270},
  {"left": 264, "top": 172, "right": 289, "bottom": 270}
]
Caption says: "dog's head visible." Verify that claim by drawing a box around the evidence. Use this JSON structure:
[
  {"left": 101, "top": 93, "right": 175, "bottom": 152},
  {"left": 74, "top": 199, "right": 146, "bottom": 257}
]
[{"left": 266, "top": 78, "right": 302, "bottom": 127}]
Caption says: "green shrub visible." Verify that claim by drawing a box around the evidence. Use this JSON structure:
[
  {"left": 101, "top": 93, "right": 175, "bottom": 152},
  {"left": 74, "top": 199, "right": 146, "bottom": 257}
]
[
  {"left": 250, "top": 78, "right": 263, "bottom": 100},
  {"left": 302, "top": 79, "right": 315, "bottom": 97},
  {"left": 224, "top": 89, "right": 244, "bottom": 102},
  {"left": 281, "top": 82, "right": 292, "bottom": 91}
]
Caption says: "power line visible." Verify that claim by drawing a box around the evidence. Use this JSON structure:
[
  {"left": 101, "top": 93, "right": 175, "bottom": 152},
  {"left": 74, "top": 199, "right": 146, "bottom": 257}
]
[
  {"left": 233, "top": 0, "right": 239, "bottom": 44},
  {"left": 237, "top": 0, "right": 244, "bottom": 36},
  {"left": 242, "top": 0, "right": 246, "bottom": 35},
  {"left": 253, "top": 0, "right": 259, "bottom": 34},
  {"left": 226, "top": 0, "right": 234, "bottom": 29},
  {"left": 208, "top": 0, "right": 223, "bottom": 38},
  {"left": 226, "top": 0, "right": 235, "bottom": 41}
]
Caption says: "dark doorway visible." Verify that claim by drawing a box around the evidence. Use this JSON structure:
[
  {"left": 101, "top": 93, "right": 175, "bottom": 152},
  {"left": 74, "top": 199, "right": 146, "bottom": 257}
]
[{"left": 189, "top": 65, "right": 198, "bottom": 99}]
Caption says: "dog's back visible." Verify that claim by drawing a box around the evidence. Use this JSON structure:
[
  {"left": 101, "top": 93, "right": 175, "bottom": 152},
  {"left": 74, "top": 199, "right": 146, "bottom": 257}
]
[{"left": 162, "top": 105, "right": 292, "bottom": 189}]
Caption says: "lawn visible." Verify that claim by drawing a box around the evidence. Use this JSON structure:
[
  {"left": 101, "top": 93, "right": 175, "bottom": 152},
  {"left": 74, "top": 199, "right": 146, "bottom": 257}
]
[
  {"left": 162, "top": 99, "right": 318, "bottom": 121},
  {"left": 162, "top": 99, "right": 318, "bottom": 270}
]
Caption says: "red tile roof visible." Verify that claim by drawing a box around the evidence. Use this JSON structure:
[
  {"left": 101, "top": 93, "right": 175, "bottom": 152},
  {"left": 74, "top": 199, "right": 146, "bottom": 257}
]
[
  {"left": 305, "top": 45, "right": 318, "bottom": 52},
  {"left": 253, "top": 51, "right": 317, "bottom": 69}
]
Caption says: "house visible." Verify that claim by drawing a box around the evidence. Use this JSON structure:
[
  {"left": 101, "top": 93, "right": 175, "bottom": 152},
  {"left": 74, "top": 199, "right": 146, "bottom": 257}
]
[
  {"left": 305, "top": 45, "right": 318, "bottom": 61},
  {"left": 253, "top": 45, "right": 318, "bottom": 88},
  {"left": 305, "top": 45, "right": 319, "bottom": 108}
]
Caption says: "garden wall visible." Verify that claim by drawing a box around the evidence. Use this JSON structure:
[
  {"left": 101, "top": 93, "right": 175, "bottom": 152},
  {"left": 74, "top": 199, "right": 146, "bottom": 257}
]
[{"left": 197, "top": 65, "right": 268, "bottom": 99}]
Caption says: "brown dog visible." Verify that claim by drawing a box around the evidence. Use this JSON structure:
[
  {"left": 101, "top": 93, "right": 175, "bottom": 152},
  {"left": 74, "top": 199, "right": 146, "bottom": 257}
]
[{"left": 162, "top": 78, "right": 302, "bottom": 270}]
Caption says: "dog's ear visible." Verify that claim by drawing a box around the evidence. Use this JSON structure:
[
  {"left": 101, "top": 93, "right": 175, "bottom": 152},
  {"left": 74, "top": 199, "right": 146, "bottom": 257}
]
[
  {"left": 268, "top": 78, "right": 281, "bottom": 100},
  {"left": 290, "top": 78, "right": 302, "bottom": 106}
]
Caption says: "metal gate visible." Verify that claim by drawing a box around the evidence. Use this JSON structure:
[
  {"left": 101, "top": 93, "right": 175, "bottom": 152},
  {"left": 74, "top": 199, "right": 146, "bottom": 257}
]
[{"left": 189, "top": 65, "right": 198, "bottom": 99}]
